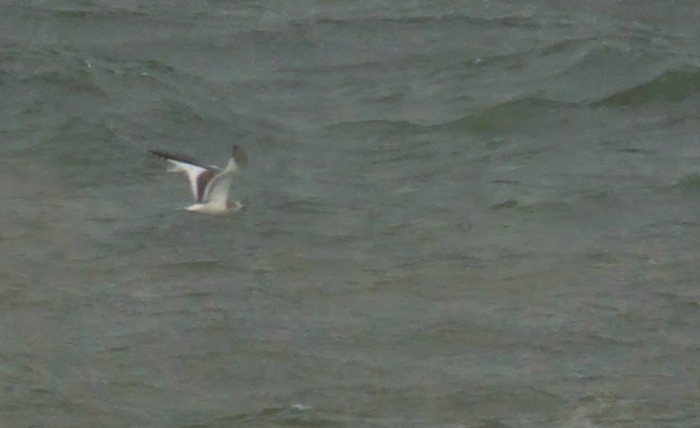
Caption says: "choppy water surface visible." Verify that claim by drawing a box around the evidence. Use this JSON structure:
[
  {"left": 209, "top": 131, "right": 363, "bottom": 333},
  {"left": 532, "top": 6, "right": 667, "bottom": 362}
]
[{"left": 1, "top": 1, "right": 699, "bottom": 427}]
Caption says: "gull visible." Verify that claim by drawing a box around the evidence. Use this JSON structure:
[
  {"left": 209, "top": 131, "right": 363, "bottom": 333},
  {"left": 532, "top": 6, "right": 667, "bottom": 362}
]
[{"left": 150, "top": 145, "right": 247, "bottom": 215}]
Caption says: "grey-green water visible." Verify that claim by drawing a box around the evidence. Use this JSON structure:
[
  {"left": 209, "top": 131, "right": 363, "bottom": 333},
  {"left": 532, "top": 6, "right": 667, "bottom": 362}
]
[{"left": 1, "top": 1, "right": 699, "bottom": 427}]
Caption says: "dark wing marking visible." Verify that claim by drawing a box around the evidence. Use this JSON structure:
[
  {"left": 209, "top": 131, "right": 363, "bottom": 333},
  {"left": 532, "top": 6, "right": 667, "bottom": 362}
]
[
  {"left": 149, "top": 149, "right": 210, "bottom": 169},
  {"left": 196, "top": 169, "right": 217, "bottom": 202}
]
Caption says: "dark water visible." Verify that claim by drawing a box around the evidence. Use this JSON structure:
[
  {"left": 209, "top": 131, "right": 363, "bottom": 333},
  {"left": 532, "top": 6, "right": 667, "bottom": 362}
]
[{"left": 1, "top": 1, "right": 699, "bottom": 427}]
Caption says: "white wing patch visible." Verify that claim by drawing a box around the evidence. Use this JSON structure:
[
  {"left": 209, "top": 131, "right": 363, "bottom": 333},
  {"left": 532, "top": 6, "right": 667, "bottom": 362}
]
[
  {"left": 164, "top": 159, "right": 211, "bottom": 201},
  {"left": 203, "top": 170, "right": 233, "bottom": 208},
  {"left": 203, "top": 156, "right": 243, "bottom": 206}
]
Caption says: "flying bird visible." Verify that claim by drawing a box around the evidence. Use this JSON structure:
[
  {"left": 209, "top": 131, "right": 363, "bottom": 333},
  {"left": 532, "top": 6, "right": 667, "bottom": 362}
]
[{"left": 150, "top": 145, "right": 247, "bottom": 215}]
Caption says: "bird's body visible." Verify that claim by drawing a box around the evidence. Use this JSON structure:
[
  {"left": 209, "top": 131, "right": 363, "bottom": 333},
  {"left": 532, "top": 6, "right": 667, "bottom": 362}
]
[
  {"left": 150, "top": 145, "right": 246, "bottom": 215},
  {"left": 184, "top": 200, "right": 242, "bottom": 215}
]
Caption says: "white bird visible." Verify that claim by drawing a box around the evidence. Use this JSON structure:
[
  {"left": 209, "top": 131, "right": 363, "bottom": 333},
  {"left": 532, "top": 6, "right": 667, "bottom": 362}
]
[{"left": 150, "top": 145, "right": 247, "bottom": 215}]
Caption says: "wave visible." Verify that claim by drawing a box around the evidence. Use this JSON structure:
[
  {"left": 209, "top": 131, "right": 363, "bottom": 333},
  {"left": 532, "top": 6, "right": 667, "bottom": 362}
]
[
  {"left": 322, "top": 96, "right": 576, "bottom": 138},
  {"left": 307, "top": 8, "right": 567, "bottom": 31},
  {"left": 0, "top": 46, "right": 103, "bottom": 96},
  {"left": 592, "top": 65, "right": 700, "bottom": 107},
  {"left": 7, "top": 2, "right": 147, "bottom": 20},
  {"left": 672, "top": 174, "right": 700, "bottom": 192},
  {"left": 489, "top": 198, "right": 573, "bottom": 218},
  {"left": 423, "top": 97, "right": 575, "bottom": 135},
  {"left": 322, "top": 119, "right": 427, "bottom": 139}
]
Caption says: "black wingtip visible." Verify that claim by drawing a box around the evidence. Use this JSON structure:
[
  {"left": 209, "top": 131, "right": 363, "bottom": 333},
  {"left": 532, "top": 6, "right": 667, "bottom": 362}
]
[
  {"left": 148, "top": 148, "right": 209, "bottom": 169},
  {"left": 149, "top": 149, "right": 168, "bottom": 159}
]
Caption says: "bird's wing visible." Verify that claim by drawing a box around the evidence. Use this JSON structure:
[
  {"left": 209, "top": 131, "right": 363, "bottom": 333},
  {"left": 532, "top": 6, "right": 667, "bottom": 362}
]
[
  {"left": 150, "top": 149, "right": 219, "bottom": 202},
  {"left": 202, "top": 169, "right": 233, "bottom": 207}
]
